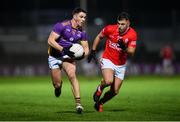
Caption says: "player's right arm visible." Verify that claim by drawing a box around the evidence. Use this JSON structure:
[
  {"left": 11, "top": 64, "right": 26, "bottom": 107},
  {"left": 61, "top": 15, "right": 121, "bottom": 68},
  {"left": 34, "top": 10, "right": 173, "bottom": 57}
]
[
  {"left": 92, "top": 25, "right": 111, "bottom": 51},
  {"left": 87, "top": 27, "right": 106, "bottom": 63},
  {"left": 48, "top": 22, "right": 75, "bottom": 58},
  {"left": 92, "top": 31, "right": 104, "bottom": 50},
  {"left": 48, "top": 22, "right": 67, "bottom": 52},
  {"left": 48, "top": 31, "right": 63, "bottom": 52}
]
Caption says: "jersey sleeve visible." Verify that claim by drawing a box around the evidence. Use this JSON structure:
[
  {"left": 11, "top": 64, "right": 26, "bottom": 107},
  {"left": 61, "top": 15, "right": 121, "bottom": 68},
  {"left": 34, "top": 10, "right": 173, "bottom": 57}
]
[
  {"left": 81, "top": 31, "right": 88, "bottom": 41},
  {"left": 101, "top": 25, "right": 112, "bottom": 37},
  {"left": 128, "top": 31, "right": 137, "bottom": 48},
  {"left": 52, "top": 22, "right": 64, "bottom": 35}
]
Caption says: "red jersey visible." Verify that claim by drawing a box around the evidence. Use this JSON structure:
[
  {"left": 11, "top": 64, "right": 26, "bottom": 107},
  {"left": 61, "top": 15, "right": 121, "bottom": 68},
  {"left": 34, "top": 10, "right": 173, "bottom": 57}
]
[
  {"left": 101, "top": 24, "right": 137, "bottom": 65},
  {"left": 161, "top": 46, "right": 173, "bottom": 60}
]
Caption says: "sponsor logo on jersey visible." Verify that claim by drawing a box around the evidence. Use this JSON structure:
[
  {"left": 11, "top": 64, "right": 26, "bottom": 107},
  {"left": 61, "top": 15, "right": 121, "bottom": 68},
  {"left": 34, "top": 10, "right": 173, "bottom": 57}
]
[
  {"left": 69, "top": 37, "right": 74, "bottom": 41},
  {"left": 125, "top": 38, "right": 129, "bottom": 43},
  {"left": 109, "top": 40, "right": 120, "bottom": 51}
]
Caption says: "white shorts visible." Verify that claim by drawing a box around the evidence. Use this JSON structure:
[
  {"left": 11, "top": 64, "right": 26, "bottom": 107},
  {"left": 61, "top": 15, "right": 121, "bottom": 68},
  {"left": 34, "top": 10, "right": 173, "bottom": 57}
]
[
  {"left": 100, "top": 58, "right": 126, "bottom": 80},
  {"left": 48, "top": 56, "right": 63, "bottom": 69}
]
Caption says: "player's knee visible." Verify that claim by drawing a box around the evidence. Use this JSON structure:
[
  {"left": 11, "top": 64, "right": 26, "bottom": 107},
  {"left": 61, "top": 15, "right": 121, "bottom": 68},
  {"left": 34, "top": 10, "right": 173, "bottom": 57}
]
[
  {"left": 66, "top": 69, "right": 76, "bottom": 80},
  {"left": 67, "top": 72, "right": 76, "bottom": 81},
  {"left": 103, "top": 80, "right": 112, "bottom": 86}
]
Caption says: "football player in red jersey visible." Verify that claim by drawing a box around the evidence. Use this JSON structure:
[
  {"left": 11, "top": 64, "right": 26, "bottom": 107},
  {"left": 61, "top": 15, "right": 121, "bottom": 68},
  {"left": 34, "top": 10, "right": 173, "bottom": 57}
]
[
  {"left": 87, "top": 12, "right": 137, "bottom": 112},
  {"left": 160, "top": 44, "right": 175, "bottom": 75}
]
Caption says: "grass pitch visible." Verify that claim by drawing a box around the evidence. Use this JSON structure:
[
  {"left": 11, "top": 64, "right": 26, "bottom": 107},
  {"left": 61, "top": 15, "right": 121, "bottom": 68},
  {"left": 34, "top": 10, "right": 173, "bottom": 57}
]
[{"left": 0, "top": 75, "right": 180, "bottom": 121}]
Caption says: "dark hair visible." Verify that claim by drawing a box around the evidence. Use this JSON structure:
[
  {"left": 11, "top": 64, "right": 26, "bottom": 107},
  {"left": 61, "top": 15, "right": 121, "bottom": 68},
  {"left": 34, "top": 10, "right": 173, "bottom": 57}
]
[
  {"left": 72, "top": 7, "right": 87, "bottom": 15},
  {"left": 117, "top": 12, "right": 130, "bottom": 21}
]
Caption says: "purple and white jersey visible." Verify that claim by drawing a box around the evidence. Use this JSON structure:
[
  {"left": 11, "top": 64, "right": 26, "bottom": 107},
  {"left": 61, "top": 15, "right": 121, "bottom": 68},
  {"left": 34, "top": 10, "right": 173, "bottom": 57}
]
[{"left": 48, "top": 20, "right": 87, "bottom": 57}]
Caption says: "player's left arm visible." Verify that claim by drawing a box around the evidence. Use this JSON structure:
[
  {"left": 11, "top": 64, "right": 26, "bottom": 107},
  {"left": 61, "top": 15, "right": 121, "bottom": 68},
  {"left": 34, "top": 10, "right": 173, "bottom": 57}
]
[
  {"left": 80, "top": 40, "right": 89, "bottom": 56},
  {"left": 127, "top": 46, "right": 136, "bottom": 56},
  {"left": 126, "top": 32, "right": 137, "bottom": 56}
]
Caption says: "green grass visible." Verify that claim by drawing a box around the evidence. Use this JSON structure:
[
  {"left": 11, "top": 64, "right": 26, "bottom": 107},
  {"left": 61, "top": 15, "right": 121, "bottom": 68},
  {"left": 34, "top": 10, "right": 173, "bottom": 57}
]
[{"left": 0, "top": 75, "right": 180, "bottom": 121}]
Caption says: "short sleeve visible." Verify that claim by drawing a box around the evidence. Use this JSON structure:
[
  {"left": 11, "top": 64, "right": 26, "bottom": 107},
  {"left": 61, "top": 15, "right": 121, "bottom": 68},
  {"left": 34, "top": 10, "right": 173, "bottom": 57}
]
[
  {"left": 128, "top": 31, "right": 137, "bottom": 48},
  {"left": 52, "top": 22, "right": 64, "bottom": 35},
  {"left": 81, "top": 31, "right": 88, "bottom": 40},
  {"left": 101, "top": 25, "right": 112, "bottom": 37}
]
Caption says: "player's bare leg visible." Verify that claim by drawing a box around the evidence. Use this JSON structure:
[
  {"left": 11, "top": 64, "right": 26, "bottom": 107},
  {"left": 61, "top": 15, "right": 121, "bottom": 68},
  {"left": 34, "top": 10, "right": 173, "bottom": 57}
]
[
  {"left": 50, "top": 68, "right": 63, "bottom": 97},
  {"left": 94, "top": 68, "right": 114, "bottom": 112},
  {"left": 63, "top": 61, "right": 83, "bottom": 114}
]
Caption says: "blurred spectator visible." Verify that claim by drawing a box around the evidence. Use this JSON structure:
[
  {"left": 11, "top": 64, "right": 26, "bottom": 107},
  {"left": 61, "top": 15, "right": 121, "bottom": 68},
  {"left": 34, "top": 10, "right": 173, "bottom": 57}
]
[{"left": 160, "top": 44, "right": 175, "bottom": 75}]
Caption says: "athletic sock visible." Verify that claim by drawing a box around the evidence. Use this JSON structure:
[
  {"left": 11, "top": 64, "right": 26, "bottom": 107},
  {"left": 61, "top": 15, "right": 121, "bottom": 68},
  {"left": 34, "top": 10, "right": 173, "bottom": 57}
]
[
  {"left": 75, "top": 97, "right": 81, "bottom": 106},
  {"left": 99, "top": 90, "right": 116, "bottom": 104}
]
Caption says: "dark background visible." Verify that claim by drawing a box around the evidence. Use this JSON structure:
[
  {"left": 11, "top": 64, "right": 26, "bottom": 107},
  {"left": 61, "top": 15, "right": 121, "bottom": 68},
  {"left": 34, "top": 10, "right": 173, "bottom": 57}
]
[
  {"left": 1, "top": 0, "right": 179, "bottom": 26},
  {"left": 0, "top": 0, "right": 179, "bottom": 75}
]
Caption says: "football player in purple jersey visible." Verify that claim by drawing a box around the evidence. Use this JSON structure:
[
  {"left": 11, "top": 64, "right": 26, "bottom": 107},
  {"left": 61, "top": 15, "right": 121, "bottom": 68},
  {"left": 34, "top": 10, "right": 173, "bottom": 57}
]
[{"left": 47, "top": 8, "right": 89, "bottom": 114}]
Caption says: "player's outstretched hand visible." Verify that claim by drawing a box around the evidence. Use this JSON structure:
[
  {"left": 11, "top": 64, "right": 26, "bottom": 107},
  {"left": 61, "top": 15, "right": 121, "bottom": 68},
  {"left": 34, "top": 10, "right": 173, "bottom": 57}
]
[
  {"left": 87, "top": 50, "right": 97, "bottom": 63},
  {"left": 62, "top": 46, "right": 75, "bottom": 58},
  {"left": 118, "top": 39, "right": 127, "bottom": 51}
]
